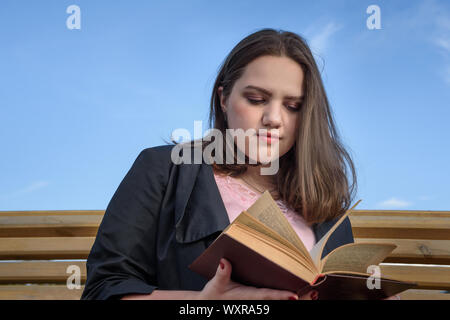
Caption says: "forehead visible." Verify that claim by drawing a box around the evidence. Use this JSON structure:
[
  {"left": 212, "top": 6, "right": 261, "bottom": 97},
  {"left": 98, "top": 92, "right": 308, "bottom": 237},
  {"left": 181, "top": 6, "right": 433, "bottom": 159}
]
[{"left": 236, "top": 55, "right": 304, "bottom": 96}]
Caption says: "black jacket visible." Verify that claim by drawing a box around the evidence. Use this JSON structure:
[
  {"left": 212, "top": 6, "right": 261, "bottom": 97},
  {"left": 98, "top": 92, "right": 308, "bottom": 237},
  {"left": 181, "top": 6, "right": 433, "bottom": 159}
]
[{"left": 81, "top": 144, "right": 354, "bottom": 300}]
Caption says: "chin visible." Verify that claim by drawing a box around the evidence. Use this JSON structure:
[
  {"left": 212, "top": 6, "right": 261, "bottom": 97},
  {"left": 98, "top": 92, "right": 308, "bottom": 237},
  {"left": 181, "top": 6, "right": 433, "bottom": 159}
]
[{"left": 250, "top": 147, "right": 282, "bottom": 164}]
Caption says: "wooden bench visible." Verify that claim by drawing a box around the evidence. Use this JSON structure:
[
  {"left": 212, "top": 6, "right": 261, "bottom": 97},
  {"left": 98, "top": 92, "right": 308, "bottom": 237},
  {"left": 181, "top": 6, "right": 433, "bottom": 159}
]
[{"left": 0, "top": 209, "right": 449, "bottom": 300}]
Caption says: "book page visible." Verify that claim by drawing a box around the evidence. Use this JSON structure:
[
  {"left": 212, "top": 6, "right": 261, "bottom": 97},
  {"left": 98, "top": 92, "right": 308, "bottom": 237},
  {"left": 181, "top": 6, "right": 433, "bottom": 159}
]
[
  {"left": 321, "top": 242, "right": 396, "bottom": 274},
  {"left": 235, "top": 212, "right": 318, "bottom": 272},
  {"left": 227, "top": 224, "right": 317, "bottom": 284},
  {"left": 309, "top": 199, "right": 362, "bottom": 268},
  {"left": 235, "top": 212, "right": 302, "bottom": 255},
  {"left": 245, "top": 191, "right": 309, "bottom": 257}
]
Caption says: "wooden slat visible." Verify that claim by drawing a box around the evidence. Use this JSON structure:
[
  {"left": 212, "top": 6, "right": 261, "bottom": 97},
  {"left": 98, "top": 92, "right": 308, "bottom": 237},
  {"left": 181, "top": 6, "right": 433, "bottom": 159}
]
[
  {"left": 399, "top": 289, "right": 450, "bottom": 300},
  {"left": 379, "top": 264, "right": 450, "bottom": 290},
  {"left": 1, "top": 209, "right": 448, "bottom": 239},
  {"left": 0, "top": 284, "right": 84, "bottom": 300},
  {"left": 0, "top": 285, "right": 449, "bottom": 300},
  {"left": 1, "top": 260, "right": 448, "bottom": 291},
  {"left": 349, "top": 210, "right": 450, "bottom": 240},
  {"left": 0, "top": 210, "right": 105, "bottom": 216},
  {"left": 0, "top": 261, "right": 86, "bottom": 284},
  {"left": 354, "top": 238, "right": 450, "bottom": 264},
  {"left": 0, "top": 237, "right": 95, "bottom": 259},
  {"left": 352, "top": 228, "right": 450, "bottom": 240},
  {"left": 0, "top": 212, "right": 103, "bottom": 237},
  {"left": 350, "top": 210, "right": 450, "bottom": 218},
  {"left": 4, "top": 209, "right": 448, "bottom": 217}
]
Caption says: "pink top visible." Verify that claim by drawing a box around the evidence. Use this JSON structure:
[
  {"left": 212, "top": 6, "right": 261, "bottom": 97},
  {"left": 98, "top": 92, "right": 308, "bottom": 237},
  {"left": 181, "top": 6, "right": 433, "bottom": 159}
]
[{"left": 213, "top": 172, "right": 316, "bottom": 252}]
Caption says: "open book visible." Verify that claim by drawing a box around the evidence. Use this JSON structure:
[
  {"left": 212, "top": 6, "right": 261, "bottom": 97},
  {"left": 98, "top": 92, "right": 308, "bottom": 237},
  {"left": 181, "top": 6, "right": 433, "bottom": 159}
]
[{"left": 189, "top": 191, "right": 416, "bottom": 300}]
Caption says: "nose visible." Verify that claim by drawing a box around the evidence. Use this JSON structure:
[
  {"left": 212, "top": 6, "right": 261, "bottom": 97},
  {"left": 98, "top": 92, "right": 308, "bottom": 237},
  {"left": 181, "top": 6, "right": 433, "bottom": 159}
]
[{"left": 261, "top": 102, "right": 282, "bottom": 128}]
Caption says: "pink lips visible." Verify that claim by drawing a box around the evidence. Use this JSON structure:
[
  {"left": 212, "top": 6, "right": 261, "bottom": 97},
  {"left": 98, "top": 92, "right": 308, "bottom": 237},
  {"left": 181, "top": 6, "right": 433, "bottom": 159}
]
[{"left": 257, "top": 131, "right": 280, "bottom": 144}]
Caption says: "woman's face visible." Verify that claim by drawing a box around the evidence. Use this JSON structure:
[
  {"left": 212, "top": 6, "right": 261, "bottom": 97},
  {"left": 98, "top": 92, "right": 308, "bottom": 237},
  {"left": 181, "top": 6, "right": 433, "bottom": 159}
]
[{"left": 218, "top": 55, "right": 304, "bottom": 164}]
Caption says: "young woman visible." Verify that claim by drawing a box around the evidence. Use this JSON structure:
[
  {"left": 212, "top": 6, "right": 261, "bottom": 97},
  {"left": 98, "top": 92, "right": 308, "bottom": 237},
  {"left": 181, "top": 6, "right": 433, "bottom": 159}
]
[{"left": 81, "top": 28, "right": 360, "bottom": 300}]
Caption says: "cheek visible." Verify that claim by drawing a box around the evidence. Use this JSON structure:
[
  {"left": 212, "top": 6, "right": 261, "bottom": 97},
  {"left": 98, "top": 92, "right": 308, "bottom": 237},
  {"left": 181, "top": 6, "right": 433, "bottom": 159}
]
[
  {"left": 282, "top": 115, "right": 299, "bottom": 147},
  {"left": 227, "top": 98, "right": 259, "bottom": 129}
]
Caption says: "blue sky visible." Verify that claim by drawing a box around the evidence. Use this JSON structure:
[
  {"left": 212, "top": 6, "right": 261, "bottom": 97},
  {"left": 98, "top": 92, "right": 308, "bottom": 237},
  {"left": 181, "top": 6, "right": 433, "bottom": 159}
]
[{"left": 0, "top": 0, "right": 449, "bottom": 211}]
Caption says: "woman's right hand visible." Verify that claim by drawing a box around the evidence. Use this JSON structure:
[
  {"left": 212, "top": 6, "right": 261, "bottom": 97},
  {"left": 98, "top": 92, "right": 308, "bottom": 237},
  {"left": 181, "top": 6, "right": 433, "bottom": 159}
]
[{"left": 198, "top": 258, "right": 318, "bottom": 300}]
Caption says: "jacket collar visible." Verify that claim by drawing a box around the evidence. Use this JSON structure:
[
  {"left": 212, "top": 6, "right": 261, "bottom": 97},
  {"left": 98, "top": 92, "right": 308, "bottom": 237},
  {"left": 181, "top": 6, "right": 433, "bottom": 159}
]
[{"left": 175, "top": 162, "right": 230, "bottom": 244}]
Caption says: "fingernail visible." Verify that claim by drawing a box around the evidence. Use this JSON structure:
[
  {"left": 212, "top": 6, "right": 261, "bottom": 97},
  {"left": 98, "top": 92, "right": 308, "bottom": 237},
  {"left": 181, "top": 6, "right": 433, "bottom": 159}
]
[
  {"left": 219, "top": 261, "right": 224, "bottom": 270},
  {"left": 289, "top": 295, "right": 298, "bottom": 300},
  {"left": 311, "top": 292, "right": 318, "bottom": 300}
]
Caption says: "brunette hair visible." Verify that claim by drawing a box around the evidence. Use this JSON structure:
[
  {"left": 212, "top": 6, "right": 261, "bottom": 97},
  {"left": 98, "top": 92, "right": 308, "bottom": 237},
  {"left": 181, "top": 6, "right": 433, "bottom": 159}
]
[{"left": 172, "top": 28, "right": 357, "bottom": 225}]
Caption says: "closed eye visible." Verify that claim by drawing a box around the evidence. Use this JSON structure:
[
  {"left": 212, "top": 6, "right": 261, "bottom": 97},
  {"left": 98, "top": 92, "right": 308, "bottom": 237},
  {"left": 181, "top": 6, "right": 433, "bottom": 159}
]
[
  {"left": 247, "top": 98, "right": 265, "bottom": 105},
  {"left": 247, "top": 98, "right": 301, "bottom": 112},
  {"left": 286, "top": 103, "right": 302, "bottom": 111}
]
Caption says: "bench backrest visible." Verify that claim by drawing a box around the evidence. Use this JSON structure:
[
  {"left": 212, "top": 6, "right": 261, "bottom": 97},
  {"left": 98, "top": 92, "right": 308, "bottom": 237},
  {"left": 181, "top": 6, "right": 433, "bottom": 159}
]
[
  {"left": 0, "top": 209, "right": 449, "bottom": 300},
  {"left": 349, "top": 210, "right": 450, "bottom": 300}
]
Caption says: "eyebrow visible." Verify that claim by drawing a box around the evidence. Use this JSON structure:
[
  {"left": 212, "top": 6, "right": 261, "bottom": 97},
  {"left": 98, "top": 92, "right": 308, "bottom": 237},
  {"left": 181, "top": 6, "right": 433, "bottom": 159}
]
[{"left": 243, "top": 85, "right": 304, "bottom": 101}]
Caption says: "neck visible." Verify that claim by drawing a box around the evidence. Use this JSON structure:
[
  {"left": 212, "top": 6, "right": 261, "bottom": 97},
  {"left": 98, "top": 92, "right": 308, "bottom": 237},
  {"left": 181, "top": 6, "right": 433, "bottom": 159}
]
[{"left": 241, "top": 165, "right": 278, "bottom": 191}]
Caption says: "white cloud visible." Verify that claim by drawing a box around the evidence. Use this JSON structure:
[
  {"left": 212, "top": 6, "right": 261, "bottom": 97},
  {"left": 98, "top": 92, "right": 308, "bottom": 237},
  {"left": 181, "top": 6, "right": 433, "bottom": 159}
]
[
  {"left": 19, "top": 181, "right": 49, "bottom": 193},
  {"left": 433, "top": 16, "right": 450, "bottom": 85},
  {"left": 306, "top": 21, "right": 343, "bottom": 55},
  {"left": 377, "top": 197, "right": 412, "bottom": 208},
  {"left": 434, "top": 37, "right": 450, "bottom": 52},
  {"left": 0, "top": 180, "right": 50, "bottom": 200},
  {"left": 434, "top": 36, "right": 450, "bottom": 85},
  {"left": 368, "top": 0, "right": 450, "bottom": 86},
  {"left": 411, "top": 0, "right": 450, "bottom": 85}
]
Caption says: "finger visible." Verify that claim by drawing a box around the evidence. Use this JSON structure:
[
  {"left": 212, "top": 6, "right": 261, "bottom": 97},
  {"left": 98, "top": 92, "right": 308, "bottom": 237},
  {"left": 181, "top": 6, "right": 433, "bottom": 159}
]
[
  {"left": 251, "top": 288, "right": 299, "bottom": 300},
  {"left": 299, "top": 290, "right": 318, "bottom": 300},
  {"left": 212, "top": 258, "right": 232, "bottom": 288}
]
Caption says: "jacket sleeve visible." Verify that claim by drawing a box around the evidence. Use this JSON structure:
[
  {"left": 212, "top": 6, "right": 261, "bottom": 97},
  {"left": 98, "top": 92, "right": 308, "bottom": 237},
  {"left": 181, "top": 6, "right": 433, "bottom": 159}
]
[
  {"left": 81, "top": 147, "right": 172, "bottom": 300},
  {"left": 320, "top": 216, "right": 354, "bottom": 259}
]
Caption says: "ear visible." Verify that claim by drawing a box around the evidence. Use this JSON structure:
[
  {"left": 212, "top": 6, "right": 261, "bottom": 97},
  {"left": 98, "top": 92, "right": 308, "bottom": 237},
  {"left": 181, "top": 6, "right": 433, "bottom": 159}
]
[{"left": 217, "top": 86, "right": 227, "bottom": 113}]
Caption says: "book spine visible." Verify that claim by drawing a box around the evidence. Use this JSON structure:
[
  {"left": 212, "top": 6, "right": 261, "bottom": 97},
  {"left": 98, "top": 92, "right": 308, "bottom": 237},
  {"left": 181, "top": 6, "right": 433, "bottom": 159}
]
[
  {"left": 311, "top": 273, "right": 326, "bottom": 285},
  {"left": 296, "top": 274, "right": 327, "bottom": 297}
]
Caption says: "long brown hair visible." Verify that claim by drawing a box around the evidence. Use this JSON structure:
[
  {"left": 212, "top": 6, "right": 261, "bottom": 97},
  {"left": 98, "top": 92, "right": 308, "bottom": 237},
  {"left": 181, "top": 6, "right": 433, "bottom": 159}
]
[{"left": 173, "top": 28, "right": 357, "bottom": 225}]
